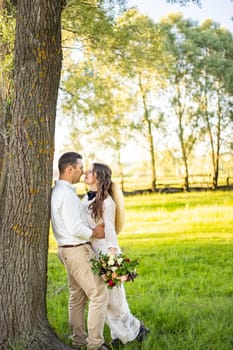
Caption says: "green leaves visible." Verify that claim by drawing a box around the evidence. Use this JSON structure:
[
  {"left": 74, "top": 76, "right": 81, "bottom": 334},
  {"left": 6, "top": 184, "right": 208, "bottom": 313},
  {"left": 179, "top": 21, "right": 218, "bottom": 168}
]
[{"left": 60, "top": 4, "right": 233, "bottom": 191}]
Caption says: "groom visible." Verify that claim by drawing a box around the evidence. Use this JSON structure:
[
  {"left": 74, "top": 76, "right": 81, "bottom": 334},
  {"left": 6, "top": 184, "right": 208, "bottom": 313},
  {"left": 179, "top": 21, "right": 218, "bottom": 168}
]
[{"left": 51, "top": 152, "right": 111, "bottom": 350}]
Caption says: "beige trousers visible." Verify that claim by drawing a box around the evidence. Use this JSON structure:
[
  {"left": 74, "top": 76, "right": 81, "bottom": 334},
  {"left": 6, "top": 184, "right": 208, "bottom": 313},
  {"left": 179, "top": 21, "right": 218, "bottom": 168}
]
[{"left": 59, "top": 244, "right": 108, "bottom": 349}]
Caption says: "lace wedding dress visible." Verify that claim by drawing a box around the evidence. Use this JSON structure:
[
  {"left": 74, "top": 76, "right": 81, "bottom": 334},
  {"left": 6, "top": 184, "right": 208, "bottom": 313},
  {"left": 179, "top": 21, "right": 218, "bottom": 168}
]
[{"left": 82, "top": 195, "right": 140, "bottom": 344}]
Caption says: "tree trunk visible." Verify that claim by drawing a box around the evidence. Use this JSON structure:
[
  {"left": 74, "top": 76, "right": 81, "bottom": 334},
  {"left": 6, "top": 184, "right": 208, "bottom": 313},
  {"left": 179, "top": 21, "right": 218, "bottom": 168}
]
[
  {"left": 203, "top": 73, "right": 216, "bottom": 190},
  {"left": 147, "top": 117, "right": 156, "bottom": 192},
  {"left": 176, "top": 83, "right": 189, "bottom": 191},
  {"left": 117, "top": 147, "right": 125, "bottom": 192},
  {"left": 139, "top": 76, "right": 156, "bottom": 191},
  {"left": 212, "top": 89, "right": 221, "bottom": 190},
  {"left": 0, "top": 1, "right": 14, "bottom": 186},
  {"left": 0, "top": 1, "right": 72, "bottom": 349}
]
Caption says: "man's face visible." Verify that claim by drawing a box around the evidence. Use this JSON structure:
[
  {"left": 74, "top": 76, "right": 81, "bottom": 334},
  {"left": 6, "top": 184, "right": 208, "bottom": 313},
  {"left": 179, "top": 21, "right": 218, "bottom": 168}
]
[{"left": 71, "top": 159, "right": 84, "bottom": 184}]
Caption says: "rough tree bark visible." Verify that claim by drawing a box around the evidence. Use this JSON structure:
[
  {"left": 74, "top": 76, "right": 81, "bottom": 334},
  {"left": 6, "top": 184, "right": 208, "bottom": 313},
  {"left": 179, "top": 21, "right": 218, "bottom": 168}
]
[{"left": 0, "top": 0, "right": 72, "bottom": 349}]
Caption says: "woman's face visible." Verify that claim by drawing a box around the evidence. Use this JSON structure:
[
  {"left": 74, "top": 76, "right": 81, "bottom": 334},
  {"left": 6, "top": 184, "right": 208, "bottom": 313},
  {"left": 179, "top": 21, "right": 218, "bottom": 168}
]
[{"left": 84, "top": 167, "right": 97, "bottom": 186}]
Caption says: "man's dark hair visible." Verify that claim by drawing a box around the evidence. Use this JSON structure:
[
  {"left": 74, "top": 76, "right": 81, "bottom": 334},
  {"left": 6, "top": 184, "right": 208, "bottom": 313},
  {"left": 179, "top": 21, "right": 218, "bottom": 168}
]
[{"left": 58, "top": 152, "right": 82, "bottom": 174}]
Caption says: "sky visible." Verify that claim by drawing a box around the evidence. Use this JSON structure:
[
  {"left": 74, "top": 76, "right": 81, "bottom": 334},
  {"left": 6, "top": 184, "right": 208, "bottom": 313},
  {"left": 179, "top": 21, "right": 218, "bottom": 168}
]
[
  {"left": 55, "top": 0, "right": 233, "bottom": 165},
  {"left": 128, "top": 0, "right": 233, "bottom": 32}
]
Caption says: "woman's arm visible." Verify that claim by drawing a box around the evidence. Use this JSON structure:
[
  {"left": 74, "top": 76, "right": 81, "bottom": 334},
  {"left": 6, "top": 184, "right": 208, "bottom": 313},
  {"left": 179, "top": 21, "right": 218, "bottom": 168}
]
[{"left": 103, "top": 197, "right": 119, "bottom": 253}]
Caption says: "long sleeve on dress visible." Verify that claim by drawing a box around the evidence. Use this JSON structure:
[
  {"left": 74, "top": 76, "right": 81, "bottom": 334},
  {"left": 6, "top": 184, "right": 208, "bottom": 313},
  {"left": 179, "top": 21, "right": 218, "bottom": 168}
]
[{"left": 103, "top": 197, "right": 118, "bottom": 250}]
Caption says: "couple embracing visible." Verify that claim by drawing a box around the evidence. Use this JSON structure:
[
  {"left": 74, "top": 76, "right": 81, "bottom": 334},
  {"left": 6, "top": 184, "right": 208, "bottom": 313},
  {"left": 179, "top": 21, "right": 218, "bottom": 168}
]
[{"left": 51, "top": 152, "right": 150, "bottom": 350}]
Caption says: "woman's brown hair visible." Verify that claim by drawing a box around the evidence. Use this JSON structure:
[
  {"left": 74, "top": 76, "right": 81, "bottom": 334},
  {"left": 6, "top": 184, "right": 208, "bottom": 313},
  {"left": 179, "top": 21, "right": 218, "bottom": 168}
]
[{"left": 88, "top": 162, "right": 113, "bottom": 221}]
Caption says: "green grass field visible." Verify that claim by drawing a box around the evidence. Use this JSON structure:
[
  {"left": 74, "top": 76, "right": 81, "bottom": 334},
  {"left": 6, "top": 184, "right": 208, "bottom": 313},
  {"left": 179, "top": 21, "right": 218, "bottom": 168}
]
[{"left": 47, "top": 191, "right": 233, "bottom": 350}]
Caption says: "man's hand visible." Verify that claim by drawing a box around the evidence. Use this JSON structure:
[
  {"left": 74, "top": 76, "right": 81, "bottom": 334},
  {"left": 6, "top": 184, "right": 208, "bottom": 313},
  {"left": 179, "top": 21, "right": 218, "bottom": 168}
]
[{"left": 92, "top": 224, "right": 105, "bottom": 238}]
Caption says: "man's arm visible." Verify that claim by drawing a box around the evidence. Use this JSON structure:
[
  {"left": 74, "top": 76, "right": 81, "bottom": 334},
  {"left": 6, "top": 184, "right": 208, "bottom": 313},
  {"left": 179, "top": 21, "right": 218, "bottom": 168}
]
[{"left": 91, "top": 224, "right": 105, "bottom": 239}]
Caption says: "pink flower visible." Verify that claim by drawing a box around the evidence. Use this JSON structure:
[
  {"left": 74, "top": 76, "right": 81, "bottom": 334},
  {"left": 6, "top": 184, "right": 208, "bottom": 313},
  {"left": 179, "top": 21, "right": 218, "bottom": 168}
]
[{"left": 108, "top": 279, "right": 116, "bottom": 287}]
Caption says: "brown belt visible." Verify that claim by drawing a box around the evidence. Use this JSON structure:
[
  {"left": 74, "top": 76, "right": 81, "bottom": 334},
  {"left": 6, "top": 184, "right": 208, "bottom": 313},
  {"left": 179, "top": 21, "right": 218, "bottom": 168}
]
[{"left": 60, "top": 242, "right": 91, "bottom": 248}]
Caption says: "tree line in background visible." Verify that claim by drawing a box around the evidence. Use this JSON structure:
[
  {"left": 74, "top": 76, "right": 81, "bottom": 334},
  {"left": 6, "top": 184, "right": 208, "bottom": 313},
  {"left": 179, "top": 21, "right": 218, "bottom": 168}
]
[
  {"left": 0, "top": 0, "right": 231, "bottom": 348},
  {"left": 60, "top": 6, "right": 233, "bottom": 192}
]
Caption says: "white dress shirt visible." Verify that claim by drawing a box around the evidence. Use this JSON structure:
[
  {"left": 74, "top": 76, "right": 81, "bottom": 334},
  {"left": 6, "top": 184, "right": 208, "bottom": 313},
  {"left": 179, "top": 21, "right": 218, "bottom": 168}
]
[{"left": 51, "top": 180, "right": 92, "bottom": 246}]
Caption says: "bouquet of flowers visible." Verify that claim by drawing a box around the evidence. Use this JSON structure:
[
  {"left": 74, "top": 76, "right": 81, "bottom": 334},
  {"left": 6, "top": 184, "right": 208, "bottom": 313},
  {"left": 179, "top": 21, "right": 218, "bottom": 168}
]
[{"left": 91, "top": 252, "right": 139, "bottom": 289}]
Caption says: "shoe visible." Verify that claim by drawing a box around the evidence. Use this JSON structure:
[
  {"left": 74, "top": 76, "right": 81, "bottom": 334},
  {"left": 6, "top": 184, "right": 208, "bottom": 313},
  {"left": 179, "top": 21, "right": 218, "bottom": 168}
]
[
  {"left": 136, "top": 321, "right": 150, "bottom": 342},
  {"left": 111, "top": 338, "right": 123, "bottom": 347}
]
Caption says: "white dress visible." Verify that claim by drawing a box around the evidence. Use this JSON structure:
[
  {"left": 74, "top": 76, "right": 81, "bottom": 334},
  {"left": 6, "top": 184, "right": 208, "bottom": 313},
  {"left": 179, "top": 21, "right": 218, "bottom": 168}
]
[{"left": 82, "top": 194, "right": 140, "bottom": 344}]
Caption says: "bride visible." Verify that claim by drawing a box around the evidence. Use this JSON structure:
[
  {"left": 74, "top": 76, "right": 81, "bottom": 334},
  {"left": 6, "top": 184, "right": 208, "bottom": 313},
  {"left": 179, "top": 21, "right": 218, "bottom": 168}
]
[{"left": 82, "top": 162, "right": 149, "bottom": 347}]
